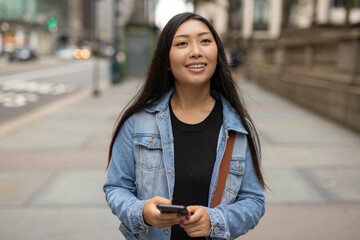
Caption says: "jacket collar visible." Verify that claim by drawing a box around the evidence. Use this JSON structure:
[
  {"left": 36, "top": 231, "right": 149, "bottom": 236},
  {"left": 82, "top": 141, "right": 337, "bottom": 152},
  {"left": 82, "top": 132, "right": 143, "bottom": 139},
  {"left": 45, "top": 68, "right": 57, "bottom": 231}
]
[
  {"left": 211, "top": 91, "right": 248, "bottom": 134},
  {"left": 144, "top": 88, "right": 175, "bottom": 113},
  {"left": 144, "top": 88, "right": 248, "bottom": 134}
]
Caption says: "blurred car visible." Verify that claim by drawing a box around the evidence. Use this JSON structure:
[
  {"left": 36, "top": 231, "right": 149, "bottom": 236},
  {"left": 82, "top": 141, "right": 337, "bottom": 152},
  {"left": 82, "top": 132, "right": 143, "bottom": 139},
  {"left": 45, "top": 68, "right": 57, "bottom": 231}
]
[
  {"left": 8, "top": 47, "right": 38, "bottom": 62},
  {"left": 99, "top": 45, "right": 115, "bottom": 58},
  {"left": 56, "top": 45, "right": 77, "bottom": 60}
]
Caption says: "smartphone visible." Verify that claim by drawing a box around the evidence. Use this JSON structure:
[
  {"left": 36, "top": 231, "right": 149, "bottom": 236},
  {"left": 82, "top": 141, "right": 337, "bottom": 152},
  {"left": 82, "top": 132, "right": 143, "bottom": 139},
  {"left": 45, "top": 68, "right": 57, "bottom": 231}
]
[{"left": 156, "top": 204, "right": 190, "bottom": 215}]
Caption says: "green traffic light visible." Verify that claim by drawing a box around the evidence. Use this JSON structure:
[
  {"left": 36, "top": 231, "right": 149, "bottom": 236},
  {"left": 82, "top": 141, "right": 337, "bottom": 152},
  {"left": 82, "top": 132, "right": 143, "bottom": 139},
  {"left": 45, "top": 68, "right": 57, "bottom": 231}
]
[{"left": 46, "top": 18, "right": 58, "bottom": 30}]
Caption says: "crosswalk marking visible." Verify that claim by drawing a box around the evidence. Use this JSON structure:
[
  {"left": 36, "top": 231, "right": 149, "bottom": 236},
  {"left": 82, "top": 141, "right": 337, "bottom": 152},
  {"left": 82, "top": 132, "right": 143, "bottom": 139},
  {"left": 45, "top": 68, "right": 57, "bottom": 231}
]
[{"left": 0, "top": 79, "right": 74, "bottom": 108}]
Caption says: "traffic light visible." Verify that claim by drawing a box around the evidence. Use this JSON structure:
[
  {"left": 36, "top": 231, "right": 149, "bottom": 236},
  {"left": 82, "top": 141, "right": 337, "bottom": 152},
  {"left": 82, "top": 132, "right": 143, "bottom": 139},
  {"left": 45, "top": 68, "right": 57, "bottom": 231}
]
[{"left": 46, "top": 18, "right": 58, "bottom": 30}]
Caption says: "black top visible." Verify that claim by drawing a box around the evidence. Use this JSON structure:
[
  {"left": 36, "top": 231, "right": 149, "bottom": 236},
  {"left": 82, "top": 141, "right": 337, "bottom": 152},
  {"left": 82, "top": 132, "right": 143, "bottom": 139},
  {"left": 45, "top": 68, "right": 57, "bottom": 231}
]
[{"left": 169, "top": 99, "right": 223, "bottom": 240}]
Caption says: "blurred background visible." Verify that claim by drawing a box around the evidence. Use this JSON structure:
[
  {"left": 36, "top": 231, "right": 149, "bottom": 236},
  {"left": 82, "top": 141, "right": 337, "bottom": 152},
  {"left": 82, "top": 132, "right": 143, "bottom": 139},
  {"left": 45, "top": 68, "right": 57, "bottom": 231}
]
[{"left": 0, "top": 0, "right": 359, "bottom": 240}]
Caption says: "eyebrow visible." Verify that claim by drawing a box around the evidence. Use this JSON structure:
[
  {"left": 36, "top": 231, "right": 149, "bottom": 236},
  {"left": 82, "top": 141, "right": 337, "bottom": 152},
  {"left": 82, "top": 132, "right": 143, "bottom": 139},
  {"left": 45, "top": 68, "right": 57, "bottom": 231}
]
[{"left": 174, "top": 32, "right": 212, "bottom": 38}]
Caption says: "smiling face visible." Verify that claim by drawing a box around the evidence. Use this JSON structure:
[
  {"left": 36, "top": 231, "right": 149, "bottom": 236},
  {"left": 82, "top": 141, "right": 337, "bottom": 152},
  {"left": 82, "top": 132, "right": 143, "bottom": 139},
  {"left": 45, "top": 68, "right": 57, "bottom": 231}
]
[{"left": 169, "top": 19, "right": 218, "bottom": 88}]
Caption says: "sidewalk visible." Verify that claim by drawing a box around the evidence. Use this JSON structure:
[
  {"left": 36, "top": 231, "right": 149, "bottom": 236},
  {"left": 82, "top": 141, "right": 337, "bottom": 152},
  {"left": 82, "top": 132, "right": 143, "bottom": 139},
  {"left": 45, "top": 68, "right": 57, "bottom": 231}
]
[
  {"left": 238, "top": 79, "right": 360, "bottom": 240},
  {"left": 0, "top": 76, "right": 359, "bottom": 240}
]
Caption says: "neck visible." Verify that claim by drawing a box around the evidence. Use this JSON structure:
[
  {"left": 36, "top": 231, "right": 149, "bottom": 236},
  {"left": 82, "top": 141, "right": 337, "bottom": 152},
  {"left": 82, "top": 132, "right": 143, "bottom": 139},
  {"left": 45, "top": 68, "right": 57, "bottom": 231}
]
[
  {"left": 171, "top": 83, "right": 213, "bottom": 110},
  {"left": 170, "top": 83, "right": 216, "bottom": 124}
]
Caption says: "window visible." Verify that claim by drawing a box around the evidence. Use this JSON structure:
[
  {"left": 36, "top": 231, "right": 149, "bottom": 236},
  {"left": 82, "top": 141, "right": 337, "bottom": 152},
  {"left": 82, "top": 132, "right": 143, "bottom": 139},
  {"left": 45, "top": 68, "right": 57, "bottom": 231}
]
[
  {"left": 253, "top": 0, "right": 269, "bottom": 30},
  {"left": 332, "top": 0, "right": 345, "bottom": 7},
  {"left": 332, "top": 0, "right": 360, "bottom": 8}
]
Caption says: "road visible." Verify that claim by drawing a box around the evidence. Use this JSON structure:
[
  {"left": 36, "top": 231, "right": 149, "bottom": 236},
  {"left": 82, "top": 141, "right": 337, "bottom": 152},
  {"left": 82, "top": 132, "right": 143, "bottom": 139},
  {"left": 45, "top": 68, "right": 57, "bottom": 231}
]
[{"left": 0, "top": 58, "right": 109, "bottom": 124}]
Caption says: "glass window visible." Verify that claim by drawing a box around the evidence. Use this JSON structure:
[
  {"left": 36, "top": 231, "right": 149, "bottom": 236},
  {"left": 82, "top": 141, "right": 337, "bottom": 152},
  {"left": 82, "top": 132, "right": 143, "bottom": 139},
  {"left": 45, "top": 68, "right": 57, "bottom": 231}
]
[
  {"left": 253, "top": 0, "right": 269, "bottom": 30},
  {"left": 0, "top": 0, "right": 36, "bottom": 21},
  {"left": 333, "top": 0, "right": 360, "bottom": 8},
  {"left": 332, "top": 0, "right": 345, "bottom": 7},
  {"left": 228, "top": 0, "right": 242, "bottom": 30}
]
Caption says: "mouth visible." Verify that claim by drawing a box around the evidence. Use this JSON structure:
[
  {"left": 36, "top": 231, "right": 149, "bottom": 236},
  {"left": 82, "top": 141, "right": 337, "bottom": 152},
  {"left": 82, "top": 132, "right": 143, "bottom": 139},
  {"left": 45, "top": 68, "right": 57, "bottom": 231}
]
[{"left": 185, "top": 63, "right": 207, "bottom": 72}]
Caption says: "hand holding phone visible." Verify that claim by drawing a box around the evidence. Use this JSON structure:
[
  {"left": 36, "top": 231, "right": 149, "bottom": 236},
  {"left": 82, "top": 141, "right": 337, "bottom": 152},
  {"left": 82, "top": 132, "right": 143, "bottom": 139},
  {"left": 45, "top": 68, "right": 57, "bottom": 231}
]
[
  {"left": 143, "top": 197, "right": 183, "bottom": 229},
  {"left": 156, "top": 204, "right": 190, "bottom": 215}
]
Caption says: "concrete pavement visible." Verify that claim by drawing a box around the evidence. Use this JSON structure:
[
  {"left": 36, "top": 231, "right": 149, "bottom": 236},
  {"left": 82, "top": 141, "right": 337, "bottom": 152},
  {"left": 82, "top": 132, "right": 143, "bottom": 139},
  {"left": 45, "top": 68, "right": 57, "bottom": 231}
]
[
  {"left": 0, "top": 73, "right": 359, "bottom": 239},
  {"left": 239, "top": 78, "right": 360, "bottom": 240}
]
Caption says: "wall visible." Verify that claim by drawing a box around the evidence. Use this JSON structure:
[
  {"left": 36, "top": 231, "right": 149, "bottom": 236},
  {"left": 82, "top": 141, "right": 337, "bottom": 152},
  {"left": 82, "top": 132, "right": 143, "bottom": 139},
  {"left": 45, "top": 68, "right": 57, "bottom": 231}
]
[
  {"left": 196, "top": 0, "right": 228, "bottom": 37},
  {"left": 245, "top": 28, "right": 360, "bottom": 132}
]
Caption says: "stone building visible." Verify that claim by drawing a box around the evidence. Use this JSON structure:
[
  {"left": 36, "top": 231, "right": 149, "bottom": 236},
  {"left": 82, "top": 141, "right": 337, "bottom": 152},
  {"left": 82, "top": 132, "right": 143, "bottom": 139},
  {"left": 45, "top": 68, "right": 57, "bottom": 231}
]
[
  {"left": 242, "top": 0, "right": 360, "bottom": 132},
  {"left": 194, "top": 0, "right": 360, "bottom": 131}
]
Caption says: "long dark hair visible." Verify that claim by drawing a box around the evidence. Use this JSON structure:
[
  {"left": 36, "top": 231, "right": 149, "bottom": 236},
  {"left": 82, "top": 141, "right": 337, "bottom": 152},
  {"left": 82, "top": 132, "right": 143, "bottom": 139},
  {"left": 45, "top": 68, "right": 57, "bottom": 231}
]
[{"left": 107, "top": 12, "right": 266, "bottom": 188}]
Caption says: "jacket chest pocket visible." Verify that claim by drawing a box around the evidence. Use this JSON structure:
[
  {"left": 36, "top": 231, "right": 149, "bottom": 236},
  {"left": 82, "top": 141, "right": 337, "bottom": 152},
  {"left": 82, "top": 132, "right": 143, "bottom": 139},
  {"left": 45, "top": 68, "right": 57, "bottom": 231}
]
[
  {"left": 134, "top": 135, "right": 164, "bottom": 171},
  {"left": 223, "top": 158, "right": 245, "bottom": 204}
]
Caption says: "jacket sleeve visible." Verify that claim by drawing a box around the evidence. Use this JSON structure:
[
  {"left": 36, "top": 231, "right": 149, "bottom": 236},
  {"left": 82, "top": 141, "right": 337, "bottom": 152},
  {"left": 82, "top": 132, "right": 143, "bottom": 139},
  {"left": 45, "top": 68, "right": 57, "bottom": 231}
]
[
  {"left": 206, "top": 144, "right": 265, "bottom": 239},
  {"left": 103, "top": 116, "right": 149, "bottom": 234}
]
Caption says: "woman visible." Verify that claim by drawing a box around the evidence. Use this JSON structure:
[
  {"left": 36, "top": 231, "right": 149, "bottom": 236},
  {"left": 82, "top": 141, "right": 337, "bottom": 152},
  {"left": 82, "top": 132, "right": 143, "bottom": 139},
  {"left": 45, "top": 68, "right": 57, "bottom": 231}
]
[{"left": 104, "top": 12, "right": 266, "bottom": 240}]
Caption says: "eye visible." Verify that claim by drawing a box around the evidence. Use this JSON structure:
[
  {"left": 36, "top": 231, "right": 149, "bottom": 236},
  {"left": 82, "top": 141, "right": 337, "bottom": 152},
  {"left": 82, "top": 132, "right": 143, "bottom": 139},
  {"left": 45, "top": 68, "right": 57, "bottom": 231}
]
[
  {"left": 201, "top": 39, "right": 212, "bottom": 43},
  {"left": 175, "top": 42, "right": 187, "bottom": 46}
]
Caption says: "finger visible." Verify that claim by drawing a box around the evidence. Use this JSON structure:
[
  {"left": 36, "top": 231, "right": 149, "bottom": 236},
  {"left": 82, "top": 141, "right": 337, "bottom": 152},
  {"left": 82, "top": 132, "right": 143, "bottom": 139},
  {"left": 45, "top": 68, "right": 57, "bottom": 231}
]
[
  {"left": 180, "top": 208, "right": 210, "bottom": 234},
  {"left": 156, "top": 213, "right": 188, "bottom": 226},
  {"left": 155, "top": 216, "right": 185, "bottom": 228},
  {"left": 143, "top": 197, "right": 174, "bottom": 228},
  {"left": 187, "top": 230, "right": 207, "bottom": 238},
  {"left": 186, "top": 205, "right": 201, "bottom": 214},
  {"left": 157, "top": 212, "right": 179, "bottom": 220},
  {"left": 182, "top": 209, "right": 202, "bottom": 225},
  {"left": 181, "top": 222, "right": 207, "bottom": 237},
  {"left": 153, "top": 196, "right": 172, "bottom": 205},
  {"left": 181, "top": 219, "right": 203, "bottom": 232}
]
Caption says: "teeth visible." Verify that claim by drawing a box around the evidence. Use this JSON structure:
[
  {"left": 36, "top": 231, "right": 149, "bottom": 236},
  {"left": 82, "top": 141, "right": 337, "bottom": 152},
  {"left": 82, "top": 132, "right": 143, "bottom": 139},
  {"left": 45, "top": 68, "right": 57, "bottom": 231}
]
[{"left": 187, "top": 64, "right": 205, "bottom": 68}]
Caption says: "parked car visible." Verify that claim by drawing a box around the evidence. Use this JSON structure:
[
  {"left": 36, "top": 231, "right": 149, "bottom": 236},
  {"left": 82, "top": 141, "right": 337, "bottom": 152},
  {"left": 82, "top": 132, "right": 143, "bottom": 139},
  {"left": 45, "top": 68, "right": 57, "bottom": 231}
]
[
  {"left": 56, "top": 45, "right": 77, "bottom": 60},
  {"left": 8, "top": 47, "right": 38, "bottom": 62}
]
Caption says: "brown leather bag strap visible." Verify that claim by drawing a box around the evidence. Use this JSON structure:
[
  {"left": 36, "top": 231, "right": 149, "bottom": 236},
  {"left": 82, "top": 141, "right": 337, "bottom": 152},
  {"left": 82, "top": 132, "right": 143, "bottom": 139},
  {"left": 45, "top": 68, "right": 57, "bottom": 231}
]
[
  {"left": 207, "top": 131, "right": 236, "bottom": 240},
  {"left": 210, "top": 130, "right": 236, "bottom": 208}
]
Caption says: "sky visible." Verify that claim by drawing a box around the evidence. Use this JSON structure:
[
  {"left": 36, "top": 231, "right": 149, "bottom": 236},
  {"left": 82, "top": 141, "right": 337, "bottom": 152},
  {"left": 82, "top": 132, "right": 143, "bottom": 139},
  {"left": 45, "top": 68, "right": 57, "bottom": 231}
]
[{"left": 155, "top": 0, "right": 194, "bottom": 29}]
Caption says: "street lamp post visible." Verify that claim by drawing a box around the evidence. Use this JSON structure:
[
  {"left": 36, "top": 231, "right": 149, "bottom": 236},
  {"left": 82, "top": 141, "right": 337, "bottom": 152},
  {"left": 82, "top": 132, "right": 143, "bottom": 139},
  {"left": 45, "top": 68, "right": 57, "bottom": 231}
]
[
  {"left": 91, "top": 0, "right": 100, "bottom": 96},
  {"left": 114, "top": 0, "right": 120, "bottom": 54},
  {"left": 111, "top": 0, "right": 122, "bottom": 84}
]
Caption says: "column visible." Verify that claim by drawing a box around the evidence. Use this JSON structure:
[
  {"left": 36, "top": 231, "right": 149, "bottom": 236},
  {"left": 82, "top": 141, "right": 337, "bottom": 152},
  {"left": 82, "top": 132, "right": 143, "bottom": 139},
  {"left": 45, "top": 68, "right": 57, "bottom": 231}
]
[
  {"left": 269, "top": 0, "right": 282, "bottom": 39},
  {"left": 317, "top": 0, "right": 330, "bottom": 24},
  {"left": 242, "top": 0, "right": 254, "bottom": 39}
]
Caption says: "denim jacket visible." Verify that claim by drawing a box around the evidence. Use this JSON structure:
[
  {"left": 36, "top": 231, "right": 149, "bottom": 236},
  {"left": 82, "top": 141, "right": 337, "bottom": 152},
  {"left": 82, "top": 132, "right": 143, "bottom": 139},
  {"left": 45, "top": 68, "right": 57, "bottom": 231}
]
[{"left": 103, "top": 89, "right": 265, "bottom": 240}]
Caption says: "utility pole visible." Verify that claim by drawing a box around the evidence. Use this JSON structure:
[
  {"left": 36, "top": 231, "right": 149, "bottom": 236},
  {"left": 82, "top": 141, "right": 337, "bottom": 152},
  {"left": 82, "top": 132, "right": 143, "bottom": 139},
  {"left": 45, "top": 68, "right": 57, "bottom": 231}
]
[
  {"left": 111, "top": 0, "right": 121, "bottom": 84},
  {"left": 114, "top": 0, "right": 120, "bottom": 54},
  {"left": 91, "top": 0, "right": 100, "bottom": 96}
]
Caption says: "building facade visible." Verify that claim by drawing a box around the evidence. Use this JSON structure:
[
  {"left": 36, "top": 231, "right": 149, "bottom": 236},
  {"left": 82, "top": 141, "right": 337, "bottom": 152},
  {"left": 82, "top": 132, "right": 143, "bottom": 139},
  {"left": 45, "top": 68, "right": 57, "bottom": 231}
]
[
  {"left": 0, "top": 0, "right": 68, "bottom": 55},
  {"left": 243, "top": 0, "right": 360, "bottom": 132},
  {"left": 204, "top": 0, "right": 360, "bottom": 43},
  {"left": 124, "top": 0, "right": 158, "bottom": 76}
]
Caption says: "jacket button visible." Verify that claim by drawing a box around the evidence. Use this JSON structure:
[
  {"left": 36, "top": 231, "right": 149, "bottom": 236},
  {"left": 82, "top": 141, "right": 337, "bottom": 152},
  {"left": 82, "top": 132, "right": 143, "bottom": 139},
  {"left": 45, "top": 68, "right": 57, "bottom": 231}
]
[
  {"left": 214, "top": 226, "right": 219, "bottom": 234},
  {"left": 139, "top": 224, "right": 146, "bottom": 230}
]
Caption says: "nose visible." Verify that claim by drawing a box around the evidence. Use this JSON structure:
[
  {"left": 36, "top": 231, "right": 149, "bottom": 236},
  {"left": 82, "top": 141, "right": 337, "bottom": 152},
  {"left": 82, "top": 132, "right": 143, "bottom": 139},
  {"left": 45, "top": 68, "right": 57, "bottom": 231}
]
[{"left": 190, "top": 42, "right": 202, "bottom": 58}]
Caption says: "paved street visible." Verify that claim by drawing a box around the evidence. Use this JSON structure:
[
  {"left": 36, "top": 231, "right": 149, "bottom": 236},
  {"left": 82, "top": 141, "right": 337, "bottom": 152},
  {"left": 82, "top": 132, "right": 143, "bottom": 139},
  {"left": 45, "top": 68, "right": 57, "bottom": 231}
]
[
  {"left": 0, "top": 65, "right": 359, "bottom": 239},
  {"left": 0, "top": 58, "right": 108, "bottom": 125}
]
